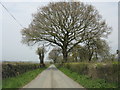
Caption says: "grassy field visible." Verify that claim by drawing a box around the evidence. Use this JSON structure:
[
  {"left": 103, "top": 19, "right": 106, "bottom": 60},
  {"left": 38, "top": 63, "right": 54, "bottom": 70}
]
[
  {"left": 59, "top": 67, "right": 118, "bottom": 88},
  {"left": 2, "top": 67, "right": 46, "bottom": 88}
]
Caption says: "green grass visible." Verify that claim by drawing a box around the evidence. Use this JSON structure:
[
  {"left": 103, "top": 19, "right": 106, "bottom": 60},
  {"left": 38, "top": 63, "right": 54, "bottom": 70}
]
[
  {"left": 0, "top": 80, "right": 2, "bottom": 90},
  {"left": 59, "top": 67, "right": 118, "bottom": 88},
  {"left": 2, "top": 67, "right": 46, "bottom": 88}
]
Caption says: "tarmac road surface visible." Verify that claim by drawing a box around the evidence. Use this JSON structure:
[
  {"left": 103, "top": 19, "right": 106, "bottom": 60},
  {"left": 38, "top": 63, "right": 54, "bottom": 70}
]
[{"left": 23, "top": 64, "right": 84, "bottom": 88}]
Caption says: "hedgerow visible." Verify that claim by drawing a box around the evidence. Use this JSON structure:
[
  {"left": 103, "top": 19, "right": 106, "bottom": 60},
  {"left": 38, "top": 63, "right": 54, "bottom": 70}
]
[
  {"left": 2, "top": 63, "right": 40, "bottom": 79},
  {"left": 62, "top": 62, "right": 119, "bottom": 84}
]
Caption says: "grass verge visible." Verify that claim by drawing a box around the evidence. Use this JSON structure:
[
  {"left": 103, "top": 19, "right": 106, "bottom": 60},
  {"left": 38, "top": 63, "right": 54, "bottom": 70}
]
[
  {"left": 59, "top": 67, "right": 118, "bottom": 88},
  {"left": 2, "top": 67, "right": 46, "bottom": 88}
]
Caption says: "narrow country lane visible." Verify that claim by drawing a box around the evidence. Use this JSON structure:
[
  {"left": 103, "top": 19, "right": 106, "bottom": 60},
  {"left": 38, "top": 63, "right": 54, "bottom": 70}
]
[{"left": 22, "top": 65, "right": 85, "bottom": 88}]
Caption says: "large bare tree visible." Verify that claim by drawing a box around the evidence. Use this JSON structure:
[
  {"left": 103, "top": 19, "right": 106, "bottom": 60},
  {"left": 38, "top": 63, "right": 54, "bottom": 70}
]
[{"left": 21, "top": 2, "right": 111, "bottom": 62}]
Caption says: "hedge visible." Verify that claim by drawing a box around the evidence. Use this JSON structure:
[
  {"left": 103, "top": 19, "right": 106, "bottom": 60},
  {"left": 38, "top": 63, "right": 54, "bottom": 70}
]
[
  {"left": 2, "top": 63, "right": 40, "bottom": 79},
  {"left": 63, "top": 62, "right": 119, "bottom": 84}
]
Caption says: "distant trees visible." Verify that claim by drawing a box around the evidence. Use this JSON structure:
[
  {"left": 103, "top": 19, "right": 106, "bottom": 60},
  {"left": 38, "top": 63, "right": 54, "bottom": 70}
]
[
  {"left": 69, "top": 45, "right": 82, "bottom": 62},
  {"left": 21, "top": 2, "right": 111, "bottom": 63},
  {"left": 77, "top": 46, "right": 89, "bottom": 62},
  {"left": 69, "top": 39, "right": 110, "bottom": 62},
  {"left": 36, "top": 45, "right": 46, "bottom": 67},
  {"left": 49, "top": 48, "right": 62, "bottom": 63},
  {"left": 83, "top": 38, "right": 110, "bottom": 62}
]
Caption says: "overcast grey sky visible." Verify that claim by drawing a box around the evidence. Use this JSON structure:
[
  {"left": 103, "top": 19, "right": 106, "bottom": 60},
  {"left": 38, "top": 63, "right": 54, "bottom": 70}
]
[{"left": 0, "top": 1, "right": 118, "bottom": 62}]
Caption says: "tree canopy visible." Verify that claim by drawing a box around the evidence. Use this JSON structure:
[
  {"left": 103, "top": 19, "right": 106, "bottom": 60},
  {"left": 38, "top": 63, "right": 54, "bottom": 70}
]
[{"left": 21, "top": 2, "right": 111, "bottom": 62}]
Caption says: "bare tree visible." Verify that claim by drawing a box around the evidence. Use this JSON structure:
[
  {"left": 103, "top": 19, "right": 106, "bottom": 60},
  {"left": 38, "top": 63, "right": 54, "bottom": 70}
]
[
  {"left": 83, "top": 38, "right": 110, "bottom": 61},
  {"left": 49, "top": 48, "right": 62, "bottom": 63},
  {"left": 69, "top": 39, "right": 110, "bottom": 62},
  {"left": 21, "top": 2, "right": 111, "bottom": 63},
  {"left": 36, "top": 45, "right": 46, "bottom": 67}
]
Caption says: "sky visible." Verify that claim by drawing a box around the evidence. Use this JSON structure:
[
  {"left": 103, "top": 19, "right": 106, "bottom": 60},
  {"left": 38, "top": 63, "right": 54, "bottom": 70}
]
[{"left": 0, "top": 0, "right": 118, "bottom": 62}]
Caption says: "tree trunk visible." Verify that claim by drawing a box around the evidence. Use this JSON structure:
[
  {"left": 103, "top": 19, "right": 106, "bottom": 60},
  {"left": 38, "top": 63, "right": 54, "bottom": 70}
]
[
  {"left": 75, "top": 56, "right": 77, "bottom": 62},
  {"left": 53, "top": 59, "right": 56, "bottom": 64},
  {"left": 62, "top": 44, "right": 68, "bottom": 63},
  {"left": 40, "top": 58, "right": 44, "bottom": 64},
  {"left": 89, "top": 52, "right": 93, "bottom": 62},
  {"left": 63, "top": 50, "right": 68, "bottom": 63},
  {"left": 62, "top": 33, "right": 69, "bottom": 63},
  {"left": 95, "top": 52, "right": 98, "bottom": 60},
  {"left": 39, "top": 54, "right": 45, "bottom": 67}
]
